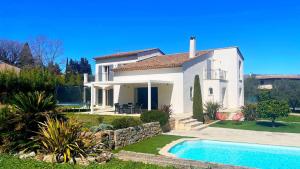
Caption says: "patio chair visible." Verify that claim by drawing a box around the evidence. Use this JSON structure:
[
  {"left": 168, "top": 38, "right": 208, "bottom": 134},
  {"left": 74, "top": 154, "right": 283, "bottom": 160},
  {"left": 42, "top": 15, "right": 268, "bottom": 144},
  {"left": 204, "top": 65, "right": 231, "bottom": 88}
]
[
  {"left": 122, "top": 104, "right": 129, "bottom": 114},
  {"left": 114, "top": 103, "right": 121, "bottom": 114},
  {"left": 134, "top": 103, "right": 142, "bottom": 114}
]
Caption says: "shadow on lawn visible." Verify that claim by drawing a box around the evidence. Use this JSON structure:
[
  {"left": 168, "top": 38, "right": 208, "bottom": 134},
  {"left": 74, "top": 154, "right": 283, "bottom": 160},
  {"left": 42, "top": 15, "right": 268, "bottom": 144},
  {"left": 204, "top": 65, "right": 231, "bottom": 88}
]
[{"left": 256, "top": 121, "right": 287, "bottom": 127}]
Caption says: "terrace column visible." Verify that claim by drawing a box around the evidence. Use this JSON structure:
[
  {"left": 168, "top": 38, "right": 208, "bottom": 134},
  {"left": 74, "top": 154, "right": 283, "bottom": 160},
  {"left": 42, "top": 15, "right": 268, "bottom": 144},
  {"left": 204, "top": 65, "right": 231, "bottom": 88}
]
[
  {"left": 148, "top": 81, "right": 151, "bottom": 111},
  {"left": 95, "top": 87, "right": 99, "bottom": 106},
  {"left": 102, "top": 87, "right": 106, "bottom": 108},
  {"left": 83, "top": 86, "right": 86, "bottom": 104},
  {"left": 90, "top": 84, "right": 95, "bottom": 114}
]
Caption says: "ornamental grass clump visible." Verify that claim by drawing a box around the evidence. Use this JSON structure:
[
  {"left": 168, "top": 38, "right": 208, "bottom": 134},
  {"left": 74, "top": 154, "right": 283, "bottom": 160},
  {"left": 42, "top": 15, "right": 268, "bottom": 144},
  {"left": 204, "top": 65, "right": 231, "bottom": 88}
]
[
  {"left": 204, "top": 101, "right": 221, "bottom": 120},
  {"left": 35, "top": 117, "right": 103, "bottom": 163}
]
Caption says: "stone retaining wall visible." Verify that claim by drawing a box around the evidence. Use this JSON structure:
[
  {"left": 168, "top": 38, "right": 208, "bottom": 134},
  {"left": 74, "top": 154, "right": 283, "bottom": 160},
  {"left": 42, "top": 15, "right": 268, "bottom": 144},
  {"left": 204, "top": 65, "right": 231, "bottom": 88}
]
[{"left": 112, "top": 122, "right": 162, "bottom": 149}]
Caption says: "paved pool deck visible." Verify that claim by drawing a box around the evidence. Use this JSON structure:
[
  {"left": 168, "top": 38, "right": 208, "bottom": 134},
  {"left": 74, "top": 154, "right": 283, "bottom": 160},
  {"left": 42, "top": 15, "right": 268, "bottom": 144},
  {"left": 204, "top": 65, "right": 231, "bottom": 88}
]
[{"left": 165, "top": 127, "right": 300, "bottom": 147}]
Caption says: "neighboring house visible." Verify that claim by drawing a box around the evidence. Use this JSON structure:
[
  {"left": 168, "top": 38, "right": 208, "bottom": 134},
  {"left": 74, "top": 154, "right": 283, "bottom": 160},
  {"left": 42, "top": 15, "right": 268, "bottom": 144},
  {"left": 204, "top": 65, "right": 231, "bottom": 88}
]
[
  {"left": 248, "top": 74, "right": 300, "bottom": 89},
  {"left": 0, "top": 60, "right": 21, "bottom": 73},
  {"left": 84, "top": 37, "right": 244, "bottom": 115}
]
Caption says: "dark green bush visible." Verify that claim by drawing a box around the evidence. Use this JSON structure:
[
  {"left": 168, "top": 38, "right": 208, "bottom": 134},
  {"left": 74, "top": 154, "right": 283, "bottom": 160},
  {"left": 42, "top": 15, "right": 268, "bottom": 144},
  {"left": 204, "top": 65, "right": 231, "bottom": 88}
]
[
  {"left": 111, "top": 117, "right": 142, "bottom": 130},
  {"left": 242, "top": 104, "right": 257, "bottom": 121},
  {"left": 0, "top": 68, "right": 60, "bottom": 103},
  {"left": 140, "top": 110, "right": 169, "bottom": 127},
  {"left": 193, "top": 75, "right": 204, "bottom": 122}
]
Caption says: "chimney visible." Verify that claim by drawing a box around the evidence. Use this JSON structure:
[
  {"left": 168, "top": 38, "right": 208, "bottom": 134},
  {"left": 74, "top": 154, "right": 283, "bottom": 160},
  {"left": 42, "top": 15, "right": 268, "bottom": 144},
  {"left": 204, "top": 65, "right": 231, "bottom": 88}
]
[{"left": 189, "top": 36, "right": 196, "bottom": 58}]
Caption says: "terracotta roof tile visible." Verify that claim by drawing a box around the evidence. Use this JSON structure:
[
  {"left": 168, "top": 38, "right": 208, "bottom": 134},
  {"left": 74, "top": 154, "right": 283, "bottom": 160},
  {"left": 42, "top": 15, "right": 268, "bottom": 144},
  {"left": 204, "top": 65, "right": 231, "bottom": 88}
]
[
  {"left": 113, "top": 51, "right": 210, "bottom": 72},
  {"left": 93, "top": 48, "right": 162, "bottom": 60}
]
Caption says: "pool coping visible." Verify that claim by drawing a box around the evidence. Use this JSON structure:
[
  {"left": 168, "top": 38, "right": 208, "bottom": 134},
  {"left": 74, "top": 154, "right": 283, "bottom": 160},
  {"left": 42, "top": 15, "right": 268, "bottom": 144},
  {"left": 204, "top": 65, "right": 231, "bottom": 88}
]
[
  {"left": 159, "top": 138, "right": 198, "bottom": 157},
  {"left": 159, "top": 137, "right": 300, "bottom": 157}
]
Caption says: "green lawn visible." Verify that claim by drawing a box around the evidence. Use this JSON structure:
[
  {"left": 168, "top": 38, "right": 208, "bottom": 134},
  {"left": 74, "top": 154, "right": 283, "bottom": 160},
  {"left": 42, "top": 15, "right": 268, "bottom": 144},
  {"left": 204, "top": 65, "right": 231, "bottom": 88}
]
[
  {"left": 114, "top": 135, "right": 188, "bottom": 155},
  {"left": 276, "top": 115, "right": 300, "bottom": 123},
  {"left": 0, "top": 154, "right": 174, "bottom": 169},
  {"left": 63, "top": 113, "right": 140, "bottom": 128},
  {"left": 211, "top": 120, "right": 300, "bottom": 133}
]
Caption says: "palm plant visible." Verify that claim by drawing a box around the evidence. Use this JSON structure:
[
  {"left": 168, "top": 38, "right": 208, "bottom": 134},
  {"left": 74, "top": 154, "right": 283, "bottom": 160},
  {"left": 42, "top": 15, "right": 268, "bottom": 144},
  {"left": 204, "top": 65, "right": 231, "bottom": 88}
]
[
  {"left": 10, "top": 91, "right": 59, "bottom": 132},
  {"left": 12, "top": 91, "right": 56, "bottom": 113}
]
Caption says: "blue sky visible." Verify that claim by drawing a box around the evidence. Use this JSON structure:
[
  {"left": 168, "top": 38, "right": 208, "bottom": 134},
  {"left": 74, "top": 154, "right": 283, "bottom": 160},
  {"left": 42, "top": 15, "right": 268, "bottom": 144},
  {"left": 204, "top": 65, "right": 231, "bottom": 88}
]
[{"left": 0, "top": 0, "right": 299, "bottom": 74}]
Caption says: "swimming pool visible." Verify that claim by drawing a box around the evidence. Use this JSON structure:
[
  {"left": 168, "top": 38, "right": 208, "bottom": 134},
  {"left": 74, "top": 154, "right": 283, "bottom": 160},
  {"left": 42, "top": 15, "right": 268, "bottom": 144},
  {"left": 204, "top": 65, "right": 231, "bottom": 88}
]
[{"left": 168, "top": 140, "right": 300, "bottom": 169}]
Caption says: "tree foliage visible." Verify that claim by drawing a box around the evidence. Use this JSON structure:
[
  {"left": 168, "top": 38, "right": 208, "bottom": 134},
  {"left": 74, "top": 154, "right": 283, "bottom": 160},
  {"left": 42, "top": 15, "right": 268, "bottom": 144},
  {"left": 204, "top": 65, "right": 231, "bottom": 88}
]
[
  {"left": 193, "top": 75, "right": 204, "bottom": 122},
  {"left": 271, "top": 80, "right": 300, "bottom": 111},
  {"left": 244, "top": 77, "right": 259, "bottom": 103},
  {"left": 0, "top": 39, "right": 22, "bottom": 65},
  {"left": 66, "top": 58, "right": 91, "bottom": 75},
  {"left": 17, "top": 43, "right": 34, "bottom": 68},
  {"left": 29, "top": 35, "right": 64, "bottom": 66},
  {"left": 0, "top": 68, "right": 60, "bottom": 103},
  {"left": 64, "top": 57, "right": 91, "bottom": 86},
  {"left": 257, "top": 100, "right": 290, "bottom": 127}
]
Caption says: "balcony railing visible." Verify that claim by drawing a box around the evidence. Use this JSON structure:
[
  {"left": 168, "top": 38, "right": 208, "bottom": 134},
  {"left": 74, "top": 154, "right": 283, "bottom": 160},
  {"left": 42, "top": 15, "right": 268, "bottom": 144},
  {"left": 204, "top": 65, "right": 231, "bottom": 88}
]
[
  {"left": 97, "top": 71, "right": 114, "bottom": 82},
  {"left": 205, "top": 69, "right": 227, "bottom": 80}
]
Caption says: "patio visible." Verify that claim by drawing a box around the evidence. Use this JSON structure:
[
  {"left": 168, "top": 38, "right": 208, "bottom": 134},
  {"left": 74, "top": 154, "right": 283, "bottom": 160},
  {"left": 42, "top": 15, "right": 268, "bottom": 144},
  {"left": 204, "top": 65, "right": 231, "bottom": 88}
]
[
  {"left": 165, "top": 127, "right": 300, "bottom": 147},
  {"left": 85, "top": 79, "right": 173, "bottom": 114}
]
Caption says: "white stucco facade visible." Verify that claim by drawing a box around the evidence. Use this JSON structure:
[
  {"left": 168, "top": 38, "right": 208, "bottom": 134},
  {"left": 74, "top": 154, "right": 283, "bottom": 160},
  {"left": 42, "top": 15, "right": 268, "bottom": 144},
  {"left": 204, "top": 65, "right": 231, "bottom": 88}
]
[{"left": 84, "top": 43, "right": 244, "bottom": 114}]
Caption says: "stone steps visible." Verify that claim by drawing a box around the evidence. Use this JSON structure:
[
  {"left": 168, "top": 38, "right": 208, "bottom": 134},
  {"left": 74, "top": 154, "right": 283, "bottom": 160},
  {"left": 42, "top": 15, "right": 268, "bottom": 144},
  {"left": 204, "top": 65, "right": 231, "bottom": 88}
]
[{"left": 175, "top": 116, "right": 204, "bottom": 130}]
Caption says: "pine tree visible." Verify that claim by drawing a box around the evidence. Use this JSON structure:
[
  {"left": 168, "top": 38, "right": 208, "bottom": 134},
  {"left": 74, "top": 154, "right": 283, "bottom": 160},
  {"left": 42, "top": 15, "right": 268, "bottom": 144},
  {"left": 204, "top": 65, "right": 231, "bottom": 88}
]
[
  {"left": 18, "top": 42, "right": 34, "bottom": 68},
  {"left": 193, "top": 75, "right": 204, "bottom": 122}
]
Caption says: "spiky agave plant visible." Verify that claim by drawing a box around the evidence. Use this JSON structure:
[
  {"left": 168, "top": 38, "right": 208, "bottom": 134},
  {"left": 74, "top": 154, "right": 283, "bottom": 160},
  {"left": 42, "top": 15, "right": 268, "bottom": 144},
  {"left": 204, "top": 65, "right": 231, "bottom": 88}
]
[{"left": 36, "top": 117, "right": 85, "bottom": 163}]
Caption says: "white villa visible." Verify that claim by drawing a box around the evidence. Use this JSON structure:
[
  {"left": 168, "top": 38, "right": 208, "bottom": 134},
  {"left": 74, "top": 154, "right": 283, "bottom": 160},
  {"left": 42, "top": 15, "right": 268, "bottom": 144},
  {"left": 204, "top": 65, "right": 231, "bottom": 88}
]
[{"left": 84, "top": 37, "right": 244, "bottom": 115}]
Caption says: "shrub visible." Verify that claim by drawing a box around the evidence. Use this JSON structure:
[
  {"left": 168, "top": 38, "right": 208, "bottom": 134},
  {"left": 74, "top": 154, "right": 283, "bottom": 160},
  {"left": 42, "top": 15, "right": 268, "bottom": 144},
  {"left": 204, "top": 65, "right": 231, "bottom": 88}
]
[
  {"left": 193, "top": 75, "right": 204, "bottom": 122},
  {"left": 111, "top": 117, "right": 142, "bottom": 130},
  {"left": 242, "top": 104, "right": 257, "bottom": 121},
  {"left": 204, "top": 101, "right": 221, "bottom": 120},
  {"left": 10, "top": 91, "right": 60, "bottom": 133},
  {"left": 159, "top": 104, "right": 172, "bottom": 118},
  {"left": 0, "top": 92, "right": 63, "bottom": 153},
  {"left": 90, "top": 123, "right": 114, "bottom": 132},
  {"left": 0, "top": 68, "right": 59, "bottom": 103},
  {"left": 257, "top": 100, "right": 291, "bottom": 127},
  {"left": 141, "top": 110, "right": 169, "bottom": 126},
  {"left": 35, "top": 117, "right": 102, "bottom": 163}
]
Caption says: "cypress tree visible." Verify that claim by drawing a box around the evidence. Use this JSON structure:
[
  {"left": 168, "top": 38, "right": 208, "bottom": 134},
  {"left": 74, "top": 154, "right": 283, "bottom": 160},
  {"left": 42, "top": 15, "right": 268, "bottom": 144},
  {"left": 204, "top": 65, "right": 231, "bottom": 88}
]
[
  {"left": 193, "top": 75, "right": 204, "bottom": 122},
  {"left": 18, "top": 42, "right": 34, "bottom": 68}
]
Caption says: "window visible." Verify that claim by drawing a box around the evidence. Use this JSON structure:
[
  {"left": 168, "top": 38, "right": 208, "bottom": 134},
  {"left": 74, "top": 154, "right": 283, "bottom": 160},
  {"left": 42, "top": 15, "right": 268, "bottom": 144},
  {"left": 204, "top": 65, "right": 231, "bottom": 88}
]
[
  {"left": 190, "top": 87, "right": 193, "bottom": 100},
  {"left": 209, "top": 88, "right": 213, "bottom": 95}
]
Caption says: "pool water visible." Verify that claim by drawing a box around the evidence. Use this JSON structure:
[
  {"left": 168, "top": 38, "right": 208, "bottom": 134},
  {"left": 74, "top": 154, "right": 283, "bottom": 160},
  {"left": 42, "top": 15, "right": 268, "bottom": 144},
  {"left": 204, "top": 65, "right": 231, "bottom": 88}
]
[{"left": 169, "top": 140, "right": 300, "bottom": 169}]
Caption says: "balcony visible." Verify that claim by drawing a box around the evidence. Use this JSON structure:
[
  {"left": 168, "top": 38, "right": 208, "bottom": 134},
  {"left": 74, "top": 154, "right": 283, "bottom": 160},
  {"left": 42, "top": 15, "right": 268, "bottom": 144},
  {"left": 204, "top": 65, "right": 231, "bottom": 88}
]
[
  {"left": 97, "top": 71, "right": 114, "bottom": 82},
  {"left": 205, "top": 69, "right": 227, "bottom": 80}
]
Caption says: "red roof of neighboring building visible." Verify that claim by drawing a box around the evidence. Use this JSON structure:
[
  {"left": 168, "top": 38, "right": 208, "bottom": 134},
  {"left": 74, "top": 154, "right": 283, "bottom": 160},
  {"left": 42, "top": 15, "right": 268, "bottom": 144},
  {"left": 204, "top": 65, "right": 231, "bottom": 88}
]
[
  {"left": 93, "top": 48, "right": 163, "bottom": 60},
  {"left": 113, "top": 51, "right": 210, "bottom": 72}
]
